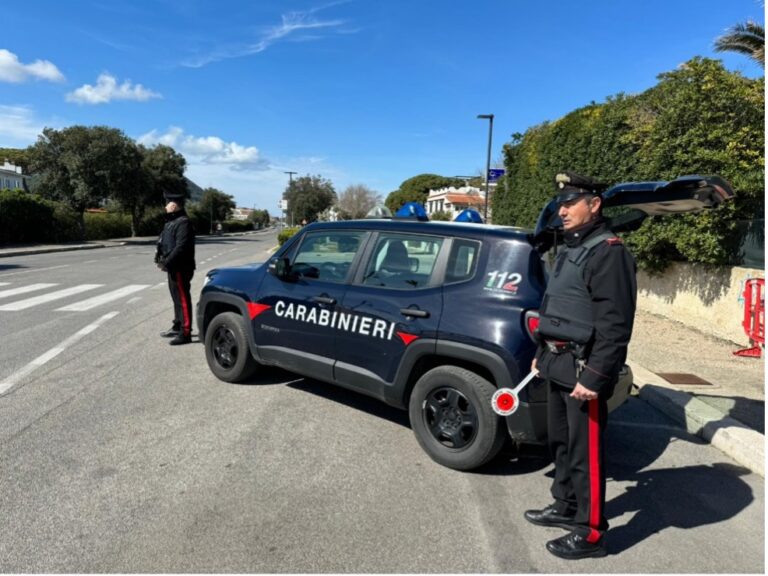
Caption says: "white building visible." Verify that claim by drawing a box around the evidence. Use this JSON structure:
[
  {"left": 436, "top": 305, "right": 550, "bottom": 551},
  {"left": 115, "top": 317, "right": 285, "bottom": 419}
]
[
  {"left": 425, "top": 185, "right": 492, "bottom": 220},
  {"left": 0, "top": 161, "right": 24, "bottom": 191},
  {"left": 231, "top": 207, "right": 254, "bottom": 221}
]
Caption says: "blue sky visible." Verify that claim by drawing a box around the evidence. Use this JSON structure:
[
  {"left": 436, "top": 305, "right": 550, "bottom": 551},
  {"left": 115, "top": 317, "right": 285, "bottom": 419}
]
[{"left": 1, "top": 0, "right": 764, "bottom": 214}]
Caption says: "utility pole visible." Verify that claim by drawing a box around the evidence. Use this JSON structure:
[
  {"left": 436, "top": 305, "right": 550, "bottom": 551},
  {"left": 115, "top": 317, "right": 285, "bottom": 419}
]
[{"left": 284, "top": 171, "right": 297, "bottom": 226}]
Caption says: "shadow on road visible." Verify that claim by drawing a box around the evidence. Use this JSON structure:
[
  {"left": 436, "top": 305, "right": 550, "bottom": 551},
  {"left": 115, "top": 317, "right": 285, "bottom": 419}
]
[
  {"left": 603, "top": 399, "right": 755, "bottom": 553},
  {"left": 0, "top": 264, "right": 25, "bottom": 271}
]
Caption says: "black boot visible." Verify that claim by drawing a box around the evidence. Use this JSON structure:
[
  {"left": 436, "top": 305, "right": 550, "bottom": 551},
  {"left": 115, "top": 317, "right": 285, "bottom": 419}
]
[
  {"left": 160, "top": 327, "right": 180, "bottom": 338},
  {"left": 524, "top": 504, "right": 575, "bottom": 529},
  {"left": 169, "top": 334, "right": 192, "bottom": 346},
  {"left": 546, "top": 531, "right": 607, "bottom": 560}
]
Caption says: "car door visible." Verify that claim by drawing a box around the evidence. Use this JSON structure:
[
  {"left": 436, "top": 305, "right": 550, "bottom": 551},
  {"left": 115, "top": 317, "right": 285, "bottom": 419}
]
[
  {"left": 334, "top": 231, "right": 447, "bottom": 400},
  {"left": 254, "top": 228, "right": 367, "bottom": 382},
  {"left": 532, "top": 174, "right": 735, "bottom": 250}
]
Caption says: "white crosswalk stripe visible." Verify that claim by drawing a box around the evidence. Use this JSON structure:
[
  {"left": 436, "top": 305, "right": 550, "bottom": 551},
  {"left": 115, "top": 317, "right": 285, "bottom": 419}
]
[
  {"left": 0, "top": 284, "right": 103, "bottom": 311},
  {"left": 0, "top": 283, "right": 58, "bottom": 300},
  {"left": 56, "top": 285, "right": 150, "bottom": 311}
]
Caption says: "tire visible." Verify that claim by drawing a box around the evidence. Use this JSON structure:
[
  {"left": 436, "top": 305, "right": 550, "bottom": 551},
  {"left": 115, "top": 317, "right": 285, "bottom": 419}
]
[
  {"left": 408, "top": 366, "right": 506, "bottom": 471},
  {"left": 204, "top": 312, "right": 258, "bottom": 383}
]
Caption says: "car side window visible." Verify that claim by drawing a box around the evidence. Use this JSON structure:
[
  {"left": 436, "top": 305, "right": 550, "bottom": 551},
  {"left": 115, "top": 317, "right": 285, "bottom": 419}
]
[
  {"left": 362, "top": 233, "right": 443, "bottom": 289},
  {"left": 291, "top": 231, "right": 363, "bottom": 283},
  {"left": 445, "top": 239, "right": 480, "bottom": 284}
]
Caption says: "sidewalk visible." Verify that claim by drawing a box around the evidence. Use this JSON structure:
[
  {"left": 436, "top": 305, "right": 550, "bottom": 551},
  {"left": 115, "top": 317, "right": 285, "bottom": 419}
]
[
  {"left": 0, "top": 241, "right": 764, "bottom": 475},
  {"left": 0, "top": 230, "right": 267, "bottom": 258},
  {"left": 628, "top": 309, "right": 764, "bottom": 476}
]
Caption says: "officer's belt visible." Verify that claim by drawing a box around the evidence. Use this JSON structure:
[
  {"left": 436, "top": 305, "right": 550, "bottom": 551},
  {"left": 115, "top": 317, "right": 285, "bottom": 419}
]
[{"left": 545, "top": 340, "right": 570, "bottom": 354}]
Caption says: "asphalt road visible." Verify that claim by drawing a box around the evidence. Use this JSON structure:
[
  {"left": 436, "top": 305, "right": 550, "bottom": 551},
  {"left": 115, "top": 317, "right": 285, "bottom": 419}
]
[{"left": 0, "top": 230, "right": 763, "bottom": 573}]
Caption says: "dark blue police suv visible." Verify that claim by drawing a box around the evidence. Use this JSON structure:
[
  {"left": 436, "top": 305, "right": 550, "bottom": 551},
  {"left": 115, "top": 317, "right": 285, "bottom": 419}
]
[{"left": 198, "top": 176, "right": 733, "bottom": 470}]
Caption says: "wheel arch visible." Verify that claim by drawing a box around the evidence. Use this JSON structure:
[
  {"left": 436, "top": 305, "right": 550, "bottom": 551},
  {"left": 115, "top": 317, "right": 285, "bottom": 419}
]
[
  {"left": 199, "top": 293, "right": 257, "bottom": 355},
  {"left": 397, "top": 341, "right": 520, "bottom": 407}
]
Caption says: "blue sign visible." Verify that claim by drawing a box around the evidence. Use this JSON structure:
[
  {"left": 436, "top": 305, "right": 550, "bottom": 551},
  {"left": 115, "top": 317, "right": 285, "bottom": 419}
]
[{"left": 488, "top": 169, "right": 505, "bottom": 183}]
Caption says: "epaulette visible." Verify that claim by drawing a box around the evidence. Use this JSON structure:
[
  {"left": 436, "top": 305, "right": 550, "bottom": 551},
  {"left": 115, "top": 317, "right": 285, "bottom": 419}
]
[{"left": 605, "top": 237, "right": 623, "bottom": 245}]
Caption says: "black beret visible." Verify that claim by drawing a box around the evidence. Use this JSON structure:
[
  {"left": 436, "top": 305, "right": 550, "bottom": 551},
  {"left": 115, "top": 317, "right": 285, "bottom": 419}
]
[{"left": 554, "top": 171, "right": 607, "bottom": 203}]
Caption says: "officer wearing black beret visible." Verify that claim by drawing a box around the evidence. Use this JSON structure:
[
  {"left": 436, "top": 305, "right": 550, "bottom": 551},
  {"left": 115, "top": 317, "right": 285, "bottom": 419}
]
[
  {"left": 155, "top": 191, "right": 196, "bottom": 345},
  {"left": 525, "top": 171, "right": 637, "bottom": 559}
]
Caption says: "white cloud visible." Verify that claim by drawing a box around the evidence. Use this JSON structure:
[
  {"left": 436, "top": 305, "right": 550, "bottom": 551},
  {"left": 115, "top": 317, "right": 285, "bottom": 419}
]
[
  {"left": 65, "top": 73, "right": 161, "bottom": 105},
  {"left": 138, "top": 126, "right": 269, "bottom": 170},
  {"left": 182, "top": 8, "right": 349, "bottom": 68},
  {"left": 0, "top": 49, "right": 65, "bottom": 83},
  {"left": 0, "top": 105, "right": 45, "bottom": 145}
]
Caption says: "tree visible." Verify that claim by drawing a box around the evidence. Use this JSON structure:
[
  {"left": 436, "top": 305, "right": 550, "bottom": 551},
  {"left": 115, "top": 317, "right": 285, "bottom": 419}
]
[
  {"left": 283, "top": 174, "right": 336, "bottom": 224},
  {"left": 0, "top": 148, "right": 32, "bottom": 174},
  {"left": 336, "top": 184, "right": 381, "bottom": 219},
  {"left": 384, "top": 173, "right": 464, "bottom": 212},
  {"left": 195, "top": 188, "right": 236, "bottom": 233},
  {"left": 29, "top": 126, "right": 139, "bottom": 239},
  {"left": 248, "top": 208, "right": 271, "bottom": 228},
  {"left": 715, "top": 20, "right": 765, "bottom": 69}
]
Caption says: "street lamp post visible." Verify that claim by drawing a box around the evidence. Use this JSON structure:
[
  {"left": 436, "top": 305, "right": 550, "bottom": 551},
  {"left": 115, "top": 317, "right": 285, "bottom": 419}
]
[
  {"left": 284, "top": 171, "right": 297, "bottom": 226},
  {"left": 477, "top": 114, "right": 494, "bottom": 222}
]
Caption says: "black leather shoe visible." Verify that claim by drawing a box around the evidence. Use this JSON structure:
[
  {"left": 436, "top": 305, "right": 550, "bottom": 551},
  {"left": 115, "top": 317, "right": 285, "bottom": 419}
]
[
  {"left": 546, "top": 531, "right": 607, "bottom": 560},
  {"left": 524, "top": 505, "right": 575, "bottom": 529},
  {"left": 169, "top": 334, "right": 192, "bottom": 346},
  {"left": 160, "top": 328, "right": 180, "bottom": 338}
]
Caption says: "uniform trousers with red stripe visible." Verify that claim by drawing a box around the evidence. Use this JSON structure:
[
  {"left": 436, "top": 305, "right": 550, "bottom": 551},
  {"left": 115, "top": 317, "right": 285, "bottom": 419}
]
[
  {"left": 547, "top": 379, "right": 609, "bottom": 543},
  {"left": 167, "top": 269, "right": 194, "bottom": 336}
]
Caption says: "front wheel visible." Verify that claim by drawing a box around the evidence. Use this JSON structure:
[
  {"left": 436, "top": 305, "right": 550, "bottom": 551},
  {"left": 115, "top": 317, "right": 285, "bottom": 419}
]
[
  {"left": 205, "top": 312, "right": 258, "bottom": 383},
  {"left": 409, "top": 366, "right": 506, "bottom": 470}
]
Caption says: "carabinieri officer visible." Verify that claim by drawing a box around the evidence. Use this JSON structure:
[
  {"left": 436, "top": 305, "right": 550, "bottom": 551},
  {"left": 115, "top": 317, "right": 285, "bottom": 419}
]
[
  {"left": 155, "top": 191, "right": 196, "bottom": 345},
  {"left": 525, "top": 171, "right": 637, "bottom": 559}
]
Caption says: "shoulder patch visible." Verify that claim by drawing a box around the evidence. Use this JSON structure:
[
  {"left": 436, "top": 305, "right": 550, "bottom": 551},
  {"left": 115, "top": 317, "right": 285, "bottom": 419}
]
[{"left": 605, "top": 237, "right": 623, "bottom": 245}]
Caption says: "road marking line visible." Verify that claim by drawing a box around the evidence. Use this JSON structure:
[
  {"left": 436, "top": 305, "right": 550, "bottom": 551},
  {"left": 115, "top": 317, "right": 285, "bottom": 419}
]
[
  {"left": 0, "top": 311, "right": 119, "bottom": 395},
  {"left": 127, "top": 296, "right": 141, "bottom": 304},
  {"left": 55, "top": 285, "right": 150, "bottom": 311},
  {"left": 0, "top": 284, "right": 102, "bottom": 311},
  {"left": 151, "top": 282, "right": 165, "bottom": 290},
  {"left": 0, "top": 283, "right": 58, "bottom": 300},
  {"left": 0, "top": 282, "right": 9, "bottom": 286}
]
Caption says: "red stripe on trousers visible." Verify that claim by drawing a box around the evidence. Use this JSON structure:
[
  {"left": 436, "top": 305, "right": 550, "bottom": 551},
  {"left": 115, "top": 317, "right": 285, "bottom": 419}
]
[
  {"left": 587, "top": 398, "right": 602, "bottom": 544},
  {"left": 175, "top": 272, "right": 191, "bottom": 335}
]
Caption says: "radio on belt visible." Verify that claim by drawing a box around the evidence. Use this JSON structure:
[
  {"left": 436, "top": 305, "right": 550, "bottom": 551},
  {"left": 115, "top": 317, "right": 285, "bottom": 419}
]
[{"left": 491, "top": 370, "right": 538, "bottom": 416}]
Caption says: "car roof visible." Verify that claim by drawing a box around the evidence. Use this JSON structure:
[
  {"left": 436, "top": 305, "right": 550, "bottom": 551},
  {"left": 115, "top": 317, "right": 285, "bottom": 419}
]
[{"left": 302, "top": 219, "right": 533, "bottom": 242}]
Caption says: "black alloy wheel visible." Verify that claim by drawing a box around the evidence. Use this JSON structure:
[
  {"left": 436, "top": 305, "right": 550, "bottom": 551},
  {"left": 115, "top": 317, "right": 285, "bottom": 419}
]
[
  {"left": 423, "top": 386, "right": 479, "bottom": 449},
  {"left": 409, "top": 366, "right": 506, "bottom": 471},
  {"left": 204, "top": 311, "right": 258, "bottom": 382}
]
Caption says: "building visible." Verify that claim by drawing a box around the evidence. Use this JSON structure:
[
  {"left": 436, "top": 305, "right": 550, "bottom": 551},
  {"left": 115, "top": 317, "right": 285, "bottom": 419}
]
[
  {"left": 231, "top": 207, "right": 254, "bottom": 221},
  {"left": 425, "top": 185, "right": 491, "bottom": 220},
  {"left": 1, "top": 161, "right": 24, "bottom": 191}
]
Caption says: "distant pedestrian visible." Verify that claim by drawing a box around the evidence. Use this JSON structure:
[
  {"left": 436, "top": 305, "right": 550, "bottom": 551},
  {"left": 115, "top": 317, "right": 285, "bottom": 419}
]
[
  {"left": 155, "top": 192, "right": 196, "bottom": 345},
  {"left": 525, "top": 172, "right": 637, "bottom": 559},
  {"left": 216, "top": 221, "right": 223, "bottom": 236}
]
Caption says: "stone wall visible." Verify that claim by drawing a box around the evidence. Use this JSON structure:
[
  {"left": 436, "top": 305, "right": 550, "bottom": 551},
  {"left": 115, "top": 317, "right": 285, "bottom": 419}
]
[{"left": 637, "top": 263, "right": 765, "bottom": 345}]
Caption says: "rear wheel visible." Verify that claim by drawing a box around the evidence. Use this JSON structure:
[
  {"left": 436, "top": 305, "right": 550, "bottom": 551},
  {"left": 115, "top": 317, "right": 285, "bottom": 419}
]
[
  {"left": 205, "top": 312, "right": 258, "bottom": 383},
  {"left": 409, "top": 366, "right": 506, "bottom": 470}
]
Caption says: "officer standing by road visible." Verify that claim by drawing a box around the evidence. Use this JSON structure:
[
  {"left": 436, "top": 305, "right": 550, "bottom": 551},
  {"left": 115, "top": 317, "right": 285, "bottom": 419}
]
[
  {"left": 155, "top": 191, "right": 196, "bottom": 346},
  {"left": 526, "top": 172, "right": 637, "bottom": 559}
]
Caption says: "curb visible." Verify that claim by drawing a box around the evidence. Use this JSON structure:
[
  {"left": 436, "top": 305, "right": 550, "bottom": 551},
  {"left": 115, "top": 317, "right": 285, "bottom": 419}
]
[
  {"left": 0, "top": 244, "right": 107, "bottom": 258},
  {"left": 628, "top": 361, "right": 764, "bottom": 476}
]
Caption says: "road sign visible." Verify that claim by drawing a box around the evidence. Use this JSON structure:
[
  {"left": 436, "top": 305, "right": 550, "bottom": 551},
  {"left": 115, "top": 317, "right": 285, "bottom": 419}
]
[
  {"left": 488, "top": 169, "right": 505, "bottom": 183},
  {"left": 280, "top": 200, "right": 288, "bottom": 210}
]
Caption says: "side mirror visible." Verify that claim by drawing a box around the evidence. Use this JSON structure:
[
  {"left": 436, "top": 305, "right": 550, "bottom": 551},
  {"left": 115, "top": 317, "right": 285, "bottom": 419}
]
[{"left": 268, "top": 257, "right": 291, "bottom": 278}]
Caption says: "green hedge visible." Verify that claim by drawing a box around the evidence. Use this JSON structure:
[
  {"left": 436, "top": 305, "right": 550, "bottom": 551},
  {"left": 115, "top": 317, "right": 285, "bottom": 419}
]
[
  {"left": 84, "top": 212, "right": 132, "bottom": 240},
  {"left": 223, "top": 219, "right": 253, "bottom": 233},
  {"left": 278, "top": 226, "right": 301, "bottom": 246},
  {"left": 0, "top": 189, "right": 81, "bottom": 244},
  {"left": 494, "top": 58, "right": 764, "bottom": 271}
]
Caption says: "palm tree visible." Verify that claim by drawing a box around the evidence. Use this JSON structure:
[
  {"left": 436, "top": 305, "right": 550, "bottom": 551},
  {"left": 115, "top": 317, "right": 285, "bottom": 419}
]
[{"left": 714, "top": 20, "right": 765, "bottom": 69}]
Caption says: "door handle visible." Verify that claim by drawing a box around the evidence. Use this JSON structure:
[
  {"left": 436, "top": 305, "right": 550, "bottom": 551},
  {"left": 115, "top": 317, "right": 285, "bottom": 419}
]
[
  {"left": 400, "top": 307, "right": 429, "bottom": 318},
  {"left": 314, "top": 295, "right": 336, "bottom": 305}
]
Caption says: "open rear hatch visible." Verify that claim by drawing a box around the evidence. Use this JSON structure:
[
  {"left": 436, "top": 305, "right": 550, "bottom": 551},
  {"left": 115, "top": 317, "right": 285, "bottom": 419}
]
[{"left": 531, "top": 174, "right": 735, "bottom": 252}]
